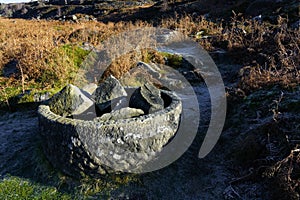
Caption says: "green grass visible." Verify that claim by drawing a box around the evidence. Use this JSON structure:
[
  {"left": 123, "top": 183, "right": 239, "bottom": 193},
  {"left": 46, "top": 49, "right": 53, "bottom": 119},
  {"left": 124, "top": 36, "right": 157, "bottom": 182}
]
[
  {"left": 0, "top": 176, "right": 71, "bottom": 200},
  {"left": 160, "top": 52, "right": 183, "bottom": 68},
  {"left": 61, "top": 44, "right": 90, "bottom": 68}
]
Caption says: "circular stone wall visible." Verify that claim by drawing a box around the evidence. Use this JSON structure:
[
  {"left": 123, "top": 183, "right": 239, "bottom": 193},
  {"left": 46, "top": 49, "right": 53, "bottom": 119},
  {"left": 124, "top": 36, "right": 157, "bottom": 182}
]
[{"left": 38, "top": 90, "right": 182, "bottom": 178}]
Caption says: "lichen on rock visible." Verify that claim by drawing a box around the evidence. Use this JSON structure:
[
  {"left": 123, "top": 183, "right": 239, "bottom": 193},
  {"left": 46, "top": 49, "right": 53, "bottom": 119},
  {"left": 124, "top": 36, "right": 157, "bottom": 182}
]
[{"left": 47, "top": 84, "right": 94, "bottom": 117}]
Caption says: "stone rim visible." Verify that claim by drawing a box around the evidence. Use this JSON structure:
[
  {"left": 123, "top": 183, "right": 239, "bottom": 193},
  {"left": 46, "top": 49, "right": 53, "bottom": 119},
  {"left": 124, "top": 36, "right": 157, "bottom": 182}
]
[{"left": 38, "top": 90, "right": 182, "bottom": 176}]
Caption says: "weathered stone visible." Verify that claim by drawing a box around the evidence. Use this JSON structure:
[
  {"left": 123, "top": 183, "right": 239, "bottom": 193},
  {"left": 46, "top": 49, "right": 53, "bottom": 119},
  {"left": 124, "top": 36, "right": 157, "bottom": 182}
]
[
  {"left": 120, "top": 61, "right": 163, "bottom": 87},
  {"left": 33, "top": 92, "right": 51, "bottom": 102},
  {"left": 93, "top": 75, "right": 127, "bottom": 116},
  {"left": 129, "top": 83, "right": 164, "bottom": 114},
  {"left": 94, "top": 75, "right": 127, "bottom": 103},
  {"left": 37, "top": 90, "right": 182, "bottom": 177},
  {"left": 47, "top": 84, "right": 94, "bottom": 117},
  {"left": 94, "top": 107, "right": 144, "bottom": 121}
]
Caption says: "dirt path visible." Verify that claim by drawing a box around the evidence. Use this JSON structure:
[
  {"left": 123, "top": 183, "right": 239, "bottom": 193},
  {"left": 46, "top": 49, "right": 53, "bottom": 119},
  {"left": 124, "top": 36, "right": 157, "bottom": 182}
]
[{"left": 0, "top": 109, "right": 40, "bottom": 178}]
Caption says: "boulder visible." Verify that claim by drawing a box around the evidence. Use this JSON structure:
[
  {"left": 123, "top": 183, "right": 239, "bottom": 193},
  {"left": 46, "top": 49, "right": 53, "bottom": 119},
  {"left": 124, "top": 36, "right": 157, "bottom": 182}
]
[
  {"left": 129, "top": 83, "right": 164, "bottom": 114},
  {"left": 120, "top": 61, "right": 185, "bottom": 89},
  {"left": 48, "top": 84, "right": 94, "bottom": 117},
  {"left": 94, "top": 107, "right": 144, "bottom": 121},
  {"left": 94, "top": 75, "right": 127, "bottom": 103},
  {"left": 94, "top": 75, "right": 127, "bottom": 113},
  {"left": 120, "top": 61, "right": 162, "bottom": 87},
  {"left": 38, "top": 89, "right": 182, "bottom": 177}
]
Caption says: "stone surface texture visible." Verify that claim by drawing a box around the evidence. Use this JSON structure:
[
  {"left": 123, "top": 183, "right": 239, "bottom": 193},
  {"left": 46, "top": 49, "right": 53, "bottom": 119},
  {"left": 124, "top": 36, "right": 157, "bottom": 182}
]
[
  {"left": 94, "top": 107, "right": 144, "bottom": 121},
  {"left": 47, "top": 84, "right": 94, "bottom": 117},
  {"left": 38, "top": 89, "right": 182, "bottom": 177},
  {"left": 129, "top": 83, "right": 164, "bottom": 114},
  {"left": 94, "top": 75, "right": 127, "bottom": 104},
  {"left": 94, "top": 75, "right": 127, "bottom": 113}
]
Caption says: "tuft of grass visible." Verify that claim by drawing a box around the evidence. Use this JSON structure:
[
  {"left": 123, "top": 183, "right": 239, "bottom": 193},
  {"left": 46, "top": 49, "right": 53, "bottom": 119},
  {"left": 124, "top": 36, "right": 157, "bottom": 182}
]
[
  {"left": 61, "top": 44, "right": 91, "bottom": 68},
  {"left": 160, "top": 52, "right": 183, "bottom": 68},
  {"left": 77, "top": 174, "right": 139, "bottom": 198}
]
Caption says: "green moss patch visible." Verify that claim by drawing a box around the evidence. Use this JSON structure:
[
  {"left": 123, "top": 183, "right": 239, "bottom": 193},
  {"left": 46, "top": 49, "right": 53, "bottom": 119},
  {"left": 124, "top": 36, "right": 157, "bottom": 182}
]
[{"left": 0, "top": 176, "right": 71, "bottom": 200}]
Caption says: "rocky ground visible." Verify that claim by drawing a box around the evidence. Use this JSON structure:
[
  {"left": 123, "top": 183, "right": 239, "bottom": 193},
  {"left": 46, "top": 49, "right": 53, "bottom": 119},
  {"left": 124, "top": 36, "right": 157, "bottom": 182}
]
[{"left": 0, "top": 0, "right": 299, "bottom": 26}]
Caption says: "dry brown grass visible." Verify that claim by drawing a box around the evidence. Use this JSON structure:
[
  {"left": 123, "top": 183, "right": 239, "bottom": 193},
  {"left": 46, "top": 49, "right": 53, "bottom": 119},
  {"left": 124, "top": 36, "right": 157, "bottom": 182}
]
[
  {"left": 0, "top": 18, "right": 145, "bottom": 82},
  {"left": 0, "top": 13, "right": 299, "bottom": 107},
  {"left": 161, "top": 14, "right": 299, "bottom": 92},
  {"left": 0, "top": 17, "right": 152, "bottom": 106},
  {"left": 160, "top": 14, "right": 224, "bottom": 50}
]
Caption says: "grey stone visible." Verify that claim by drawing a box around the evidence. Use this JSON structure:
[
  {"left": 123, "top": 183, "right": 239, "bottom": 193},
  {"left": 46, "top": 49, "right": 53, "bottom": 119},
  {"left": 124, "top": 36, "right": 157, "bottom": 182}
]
[
  {"left": 129, "top": 83, "right": 164, "bottom": 114},
  {"left": 47, "top": 84, "right": 94, "bottom": 117},
  {"left": 94, "top": 107, "right": 144, "bottom": 121},
  {"left": 33, "top": 92, "right": 51, "bottom": 102},
  {"left": 120, "top": 61, "right": 185, "bottom": 89},
  {"left": 94, "top": 75, "right": 127, "bottom": 113},
  {"left": 37, "top": 90, "right": 182, "bottom": 177},
  {"left": 94, "top": 75, "right": 127, "bottom": 103},
  {"left": 120, "top": 61, "right": 162, "bottom": 87}
]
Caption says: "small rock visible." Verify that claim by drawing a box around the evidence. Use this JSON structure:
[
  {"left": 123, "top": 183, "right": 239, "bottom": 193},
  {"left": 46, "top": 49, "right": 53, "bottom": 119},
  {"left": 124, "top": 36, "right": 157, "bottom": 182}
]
[
  {"left": 129, "top": 83, "right": 164, "bottom": 114},
  {"left": 33, "top": 92, "right": 50, "bottom": 102},
  {"left": 48, "top": 84, "right": 94, "bottom": 117},
  {"left": 72, "top": 15, "right": 77, "bottom": 21},
  {"left": 94, "top": 107, "right": 144, "bottom": 121}
]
